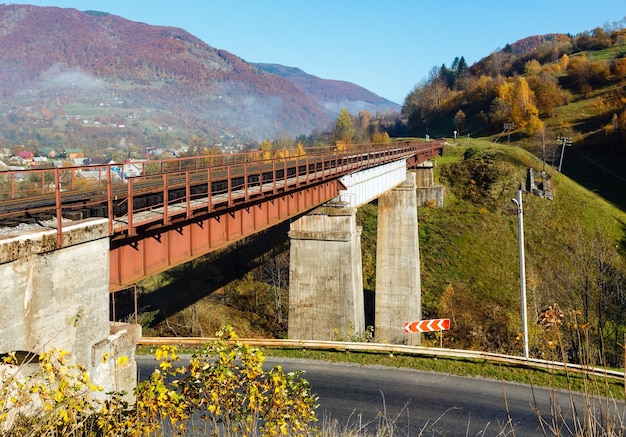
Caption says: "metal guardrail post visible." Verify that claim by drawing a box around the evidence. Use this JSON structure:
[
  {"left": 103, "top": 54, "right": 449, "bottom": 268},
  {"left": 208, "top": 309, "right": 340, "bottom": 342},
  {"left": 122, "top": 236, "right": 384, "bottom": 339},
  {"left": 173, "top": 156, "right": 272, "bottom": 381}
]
[
  {"left": 227, "top": 165, "right": 232, "bottom": 207},
  {"left": 107, "top": 164, "right": 113, "bottom": 234},
  {"left": 127, "top": 177, "right": 135, "bottom": 236},
  {"left": 163, "top": 173, "right": 169, "bottom": 224},
  {"left": 206, "top": 167, "right": 213, "bottom": 212},
  {"left": 54, "top": 167, "right": 62, "bottom": 248},
  {"left": 185, "top": 171, "right": 191, "bottom": 219}
]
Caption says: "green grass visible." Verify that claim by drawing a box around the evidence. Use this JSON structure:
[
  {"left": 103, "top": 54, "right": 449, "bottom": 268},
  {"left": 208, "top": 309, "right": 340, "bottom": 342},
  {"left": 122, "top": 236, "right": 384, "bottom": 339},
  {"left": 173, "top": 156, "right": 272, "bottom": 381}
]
[{"left": 266, "top": 347, "right": 626, "bottom": 400}]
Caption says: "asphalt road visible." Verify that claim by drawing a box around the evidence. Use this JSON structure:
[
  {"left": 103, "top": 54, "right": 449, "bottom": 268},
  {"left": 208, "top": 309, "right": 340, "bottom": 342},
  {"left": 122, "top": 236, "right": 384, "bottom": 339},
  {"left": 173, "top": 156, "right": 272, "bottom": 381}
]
[{"left": 136, "top": 355, "right": 621, "bottom": 436}]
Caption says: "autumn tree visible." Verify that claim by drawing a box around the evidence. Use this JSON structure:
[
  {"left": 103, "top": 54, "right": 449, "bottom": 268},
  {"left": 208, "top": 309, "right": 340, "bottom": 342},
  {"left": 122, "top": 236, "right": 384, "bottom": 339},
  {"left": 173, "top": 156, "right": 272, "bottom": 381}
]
[
  {"left": 495, "top": 76, "right": 543, "bottom": 134},
  {"left": 188, "top": 135, "right": 208, "bottom": 156},
  {"left": 259, "top": 139, "right": 273, "bottom": 159},
  {"left": 259, "top": 252, "right": 289, "bottom": 332},
  {"left": 488, "top": 96, "right": 512, "bottom": 130},
  {"left": 524, "top": 59, "right": 542, "bottom": 77},
  {"left": 332, "top": 107, "right": 355, "bottom": 145},
  {"left": 566, "top": 55, "right": 611, "bottom": 94},
  {"left": 610, "top": 57, "right": 626, "bottom": 78},
  {"left": 465, "top": 75, "right": 497, "bottom": 108},
  {"left": 355, "top": 110, "right": 373, "bottom": 143},
  {"left": 527, "top": 72, "right": 569, "bottom": 118},
  {"left": 573, "top": 27, "right": 612, "bottom": 51},
  {"left": 554, "top": 226, "right": 626, "bottom": 367},
  {"left": 558, "top": 53, "right": 570, "bottom": 72},
  {"left": 295, "top": 141, "right": 306, "bottom": 157},
  {"left": 453, "top": 109, "right": 466, "bottom": 133},
  {"left": 403, "top": 66, "right": 456, "bottom": 133},
  {"left": 371, "top": 132, "right": 390, "bottom": 143}
]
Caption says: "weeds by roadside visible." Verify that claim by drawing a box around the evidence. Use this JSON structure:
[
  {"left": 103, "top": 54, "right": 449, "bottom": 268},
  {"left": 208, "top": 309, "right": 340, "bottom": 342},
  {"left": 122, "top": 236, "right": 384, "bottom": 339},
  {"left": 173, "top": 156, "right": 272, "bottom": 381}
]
[
  {"left": 0, "top": 326, "right": 318, "bottom": 436},
  {"left": 2, "top": 323, "right": 625, "bottom": 436}
]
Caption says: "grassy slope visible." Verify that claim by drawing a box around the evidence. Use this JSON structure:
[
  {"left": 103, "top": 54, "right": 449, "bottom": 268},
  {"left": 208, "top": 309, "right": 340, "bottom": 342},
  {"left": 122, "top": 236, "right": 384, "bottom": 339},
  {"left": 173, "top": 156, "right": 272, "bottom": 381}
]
[{"left": 380, "top": 138, "right": 625, "bottom": 354}]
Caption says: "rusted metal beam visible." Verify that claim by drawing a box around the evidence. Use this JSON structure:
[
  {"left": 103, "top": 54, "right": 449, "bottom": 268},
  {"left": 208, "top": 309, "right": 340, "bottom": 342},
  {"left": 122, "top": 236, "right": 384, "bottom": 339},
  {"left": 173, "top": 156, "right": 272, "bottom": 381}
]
[{"left": 109, "top": 180, "right": 341, "bottom": 290}]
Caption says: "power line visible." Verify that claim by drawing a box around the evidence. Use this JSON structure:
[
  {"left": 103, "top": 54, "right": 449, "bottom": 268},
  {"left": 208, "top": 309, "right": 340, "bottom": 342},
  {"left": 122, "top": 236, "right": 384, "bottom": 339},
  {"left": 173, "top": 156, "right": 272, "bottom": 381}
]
[{"left": 569, "top": 146, "right": 626, "bottom": 185}]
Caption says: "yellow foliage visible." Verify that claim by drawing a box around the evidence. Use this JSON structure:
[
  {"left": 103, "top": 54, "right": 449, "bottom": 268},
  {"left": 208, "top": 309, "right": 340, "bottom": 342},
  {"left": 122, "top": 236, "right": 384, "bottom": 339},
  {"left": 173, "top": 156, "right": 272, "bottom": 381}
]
[
  {"left": 335, "top": 140, "right": 347, "bottom": 152},
  {"left": 115, "top": 355, "right": 128, "bottom": 368},
  {"left": 371, "top": 132, "right": 390, "bottom": 143},
  {"left": 559, "top": 53, "right": 570, "bottom": 70},
  {"left": 0, "top": 329, "right": 318, "bottom": 436},
  {"left": 526, "top": 114, "right": 544, "bottom": 135},
  {"left": 296, "top": 141, "right": 306, "bottom": 157}
]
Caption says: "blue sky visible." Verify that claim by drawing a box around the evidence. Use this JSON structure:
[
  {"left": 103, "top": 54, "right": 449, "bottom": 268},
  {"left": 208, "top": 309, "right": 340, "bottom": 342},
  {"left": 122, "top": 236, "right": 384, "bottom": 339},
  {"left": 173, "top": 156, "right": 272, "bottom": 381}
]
[{"left": 6, "top": 1, "right": 625, "bottom": 104}]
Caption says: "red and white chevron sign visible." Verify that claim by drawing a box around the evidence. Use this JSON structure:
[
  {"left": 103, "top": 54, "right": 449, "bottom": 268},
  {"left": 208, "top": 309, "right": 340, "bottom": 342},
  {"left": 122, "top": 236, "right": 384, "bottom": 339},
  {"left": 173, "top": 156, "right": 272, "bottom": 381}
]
[{"left": 404, "top": 318, "right": 450, "bottom": 333}]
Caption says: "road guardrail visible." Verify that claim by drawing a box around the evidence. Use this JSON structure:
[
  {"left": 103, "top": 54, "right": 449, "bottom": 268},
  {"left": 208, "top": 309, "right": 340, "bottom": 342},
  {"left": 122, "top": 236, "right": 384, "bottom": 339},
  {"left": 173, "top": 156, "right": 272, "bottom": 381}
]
[{"left": 138, "top": 337, "right": 624, "bottom": 381}]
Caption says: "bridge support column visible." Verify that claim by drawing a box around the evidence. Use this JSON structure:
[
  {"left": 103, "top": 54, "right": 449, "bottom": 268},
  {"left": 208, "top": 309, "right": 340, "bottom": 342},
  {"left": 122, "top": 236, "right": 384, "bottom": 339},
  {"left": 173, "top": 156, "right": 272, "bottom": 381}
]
[
  {"left": 0, "top": 219, "right": 140, "bottom": 400},
  {"left": 414, "top": 160, "right": 444, "bottom": 207},
  {"left": 288, "top": 206, "right": 364, "bottom": 340},
  {"left": 375, "top": 173, "right": 421, "bottom": 344}
]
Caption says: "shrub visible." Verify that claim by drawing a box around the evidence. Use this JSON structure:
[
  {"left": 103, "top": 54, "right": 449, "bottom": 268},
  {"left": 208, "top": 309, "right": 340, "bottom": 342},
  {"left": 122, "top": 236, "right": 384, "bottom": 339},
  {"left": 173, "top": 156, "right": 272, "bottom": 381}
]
[{"left": 0, "top": 326, "right": 319, "bottom": 436}]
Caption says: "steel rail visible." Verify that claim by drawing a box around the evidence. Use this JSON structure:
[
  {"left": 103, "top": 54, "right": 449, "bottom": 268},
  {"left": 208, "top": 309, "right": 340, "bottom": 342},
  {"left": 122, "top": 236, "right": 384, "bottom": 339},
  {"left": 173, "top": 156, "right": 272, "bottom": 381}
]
[{"left": 138, "top": 336, "right": 625, "bottom": 381}]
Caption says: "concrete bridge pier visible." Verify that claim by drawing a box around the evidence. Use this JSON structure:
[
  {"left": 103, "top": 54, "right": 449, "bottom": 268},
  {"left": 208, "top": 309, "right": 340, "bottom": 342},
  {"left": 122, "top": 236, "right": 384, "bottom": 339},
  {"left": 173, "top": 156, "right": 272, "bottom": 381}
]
[
  {"left": 288, "top": 206, "right": 365, "bottom": 341},
  {"left": 375, "top": 172, "right": 421, "bottom": 344}
]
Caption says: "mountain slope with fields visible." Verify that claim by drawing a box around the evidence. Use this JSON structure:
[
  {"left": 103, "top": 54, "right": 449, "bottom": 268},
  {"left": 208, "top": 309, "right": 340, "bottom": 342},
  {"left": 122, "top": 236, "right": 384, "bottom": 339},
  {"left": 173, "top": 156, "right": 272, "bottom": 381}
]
[{"left": 0, "top": 4, "right": 396, "bottom": 152}]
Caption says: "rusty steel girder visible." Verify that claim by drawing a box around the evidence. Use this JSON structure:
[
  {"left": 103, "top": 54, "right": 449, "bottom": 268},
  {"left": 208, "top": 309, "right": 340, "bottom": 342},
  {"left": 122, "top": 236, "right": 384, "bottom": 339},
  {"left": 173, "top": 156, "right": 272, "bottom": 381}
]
[{"left": 109, "top": 180, "right": 340, "bottom": 291}]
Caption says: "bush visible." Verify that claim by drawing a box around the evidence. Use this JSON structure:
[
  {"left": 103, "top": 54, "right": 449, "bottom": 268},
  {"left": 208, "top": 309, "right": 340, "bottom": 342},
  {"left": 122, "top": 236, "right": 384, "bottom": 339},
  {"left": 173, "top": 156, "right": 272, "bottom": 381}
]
[{"left": 0, "top": 326, "right": 319, "bottom": 436}]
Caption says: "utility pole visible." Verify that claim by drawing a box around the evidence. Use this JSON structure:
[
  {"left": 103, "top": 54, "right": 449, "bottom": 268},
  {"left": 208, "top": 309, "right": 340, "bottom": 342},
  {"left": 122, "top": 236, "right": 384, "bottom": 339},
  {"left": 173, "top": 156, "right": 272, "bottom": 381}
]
[
  {"left": 511, "top": 188, "right": 529, "bottom": 360},
  {"left": 557, "top": 137, "right": 572, "bottom": 173}
]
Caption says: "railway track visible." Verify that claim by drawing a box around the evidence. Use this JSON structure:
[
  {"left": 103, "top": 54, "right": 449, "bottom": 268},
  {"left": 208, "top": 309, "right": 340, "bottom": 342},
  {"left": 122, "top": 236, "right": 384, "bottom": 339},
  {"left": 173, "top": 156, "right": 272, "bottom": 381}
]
[{"left": 0, "top": 141, "right": 444, "bottom": 240}]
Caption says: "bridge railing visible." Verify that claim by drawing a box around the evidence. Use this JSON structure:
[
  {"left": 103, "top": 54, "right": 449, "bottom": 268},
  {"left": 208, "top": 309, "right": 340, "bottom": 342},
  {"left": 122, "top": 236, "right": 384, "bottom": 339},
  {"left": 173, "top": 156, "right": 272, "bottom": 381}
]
[{"left": 0, "top": 140, "right": 444, "bottom": 245}]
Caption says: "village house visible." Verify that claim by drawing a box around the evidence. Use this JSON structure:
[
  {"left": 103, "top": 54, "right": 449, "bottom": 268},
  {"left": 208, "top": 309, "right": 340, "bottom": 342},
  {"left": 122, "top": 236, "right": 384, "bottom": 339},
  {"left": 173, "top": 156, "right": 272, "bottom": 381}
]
[
  {"left": 37, "top": 147, "right": 58, "bottom": 158},
  {"left": 63, "top": 148, "right": 84, "bottom": 159}
]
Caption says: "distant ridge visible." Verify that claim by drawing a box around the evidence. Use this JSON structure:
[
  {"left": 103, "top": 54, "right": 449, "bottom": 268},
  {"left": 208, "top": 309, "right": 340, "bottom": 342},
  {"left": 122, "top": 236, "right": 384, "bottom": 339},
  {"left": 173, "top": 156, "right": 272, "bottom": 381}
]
[
  {"left": 0, "top": 4, "right": 399, "bottom": 145},
  {"left": 254, "top": 63, "right": 401, "bottom": 117}
]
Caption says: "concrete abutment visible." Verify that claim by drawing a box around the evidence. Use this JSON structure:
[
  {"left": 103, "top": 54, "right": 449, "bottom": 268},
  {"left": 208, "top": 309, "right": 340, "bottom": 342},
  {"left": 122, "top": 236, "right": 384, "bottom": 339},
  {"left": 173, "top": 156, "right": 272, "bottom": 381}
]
[
  {"left": 415, "top": 160, "right": 444, "bottom": 207},
  {"left": 0, "top": 219, "right": 140, "bottom": 399}
]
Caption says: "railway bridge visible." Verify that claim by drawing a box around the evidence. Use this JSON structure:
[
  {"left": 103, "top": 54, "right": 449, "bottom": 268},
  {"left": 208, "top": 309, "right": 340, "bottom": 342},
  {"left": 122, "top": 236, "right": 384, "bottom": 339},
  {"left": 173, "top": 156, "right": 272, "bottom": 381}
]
[{"left": 0, "top": 140, "right": 444, "bottom": 394}]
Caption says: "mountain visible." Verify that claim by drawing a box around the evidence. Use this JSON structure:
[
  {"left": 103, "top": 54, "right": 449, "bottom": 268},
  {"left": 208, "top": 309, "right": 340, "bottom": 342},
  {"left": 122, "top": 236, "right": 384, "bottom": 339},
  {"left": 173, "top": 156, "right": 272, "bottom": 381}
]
[
  {"left": 0, "top": 4, "right": 396, "bottom": 147},
  {"left": 253, "top": 63, "right": 401, "bottom": 118}
]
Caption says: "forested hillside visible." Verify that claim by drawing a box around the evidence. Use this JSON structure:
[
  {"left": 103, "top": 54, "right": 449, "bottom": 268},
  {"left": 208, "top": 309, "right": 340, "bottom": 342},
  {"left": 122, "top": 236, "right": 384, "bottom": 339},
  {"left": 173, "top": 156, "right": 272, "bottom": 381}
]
[
  {"left": 403, "top": 27, "right": 626, "bottom": 141},
  {"left": 402, "top": 23, "right": 626, "bottom": 207}
]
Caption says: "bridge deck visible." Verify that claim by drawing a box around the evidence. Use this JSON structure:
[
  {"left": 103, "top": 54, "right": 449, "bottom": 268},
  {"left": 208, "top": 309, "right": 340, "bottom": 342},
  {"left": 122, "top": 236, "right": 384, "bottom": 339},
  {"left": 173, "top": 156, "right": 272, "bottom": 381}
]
[
  {"left": 0, "top": 140, "right": 445, "bottom": 289},
  {"left": 111, "top": 169, "right": 324, "bottom": 233}
]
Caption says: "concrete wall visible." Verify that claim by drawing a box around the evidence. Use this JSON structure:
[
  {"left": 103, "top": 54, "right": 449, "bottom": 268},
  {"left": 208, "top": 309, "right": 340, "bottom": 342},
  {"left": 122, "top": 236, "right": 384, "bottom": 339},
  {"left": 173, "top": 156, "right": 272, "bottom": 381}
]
[
  {"left": 375, "top": 173, "right": 421, "bottom": 344},
  {"left": 414, "top": 162, "right": 444, "bottom": 207},
  {"left": 288, "top": 207, "right": 364, "bottom": 340},
  {"left": 0, "top": 219, "right": 139, "bottom": 397}
]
